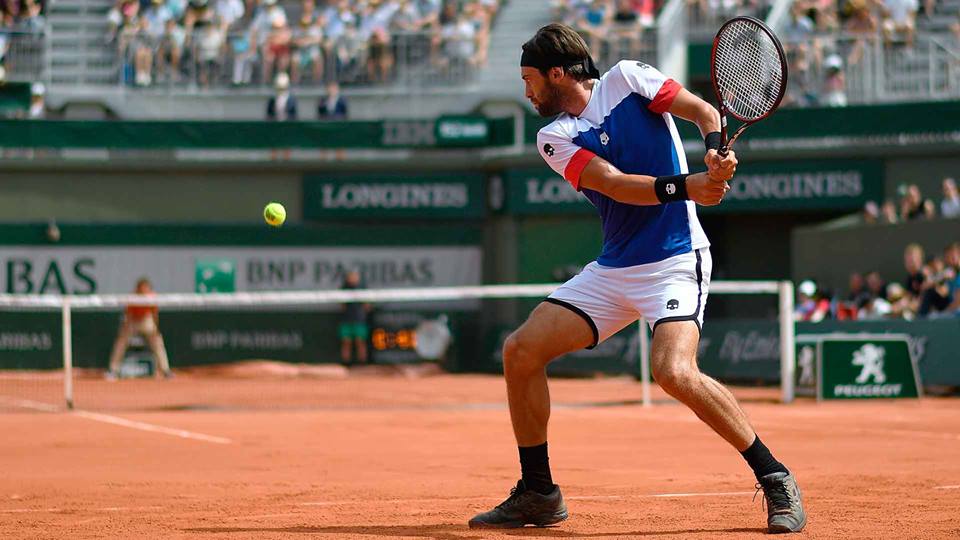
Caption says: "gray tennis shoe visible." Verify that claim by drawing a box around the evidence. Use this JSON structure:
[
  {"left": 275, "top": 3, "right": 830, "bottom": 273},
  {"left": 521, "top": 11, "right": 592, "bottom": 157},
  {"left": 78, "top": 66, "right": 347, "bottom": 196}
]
[
  {"left": 757, "top": 472, "right": 807, "bottom": 533},
  {"left": 468, "top": 480, "right": 568, "bottom": 529}
]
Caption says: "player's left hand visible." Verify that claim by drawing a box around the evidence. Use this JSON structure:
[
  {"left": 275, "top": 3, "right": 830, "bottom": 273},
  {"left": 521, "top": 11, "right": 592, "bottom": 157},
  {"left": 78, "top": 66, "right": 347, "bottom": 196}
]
[{"left": 705, "top": 149, "right": 737, "bottom": 183}]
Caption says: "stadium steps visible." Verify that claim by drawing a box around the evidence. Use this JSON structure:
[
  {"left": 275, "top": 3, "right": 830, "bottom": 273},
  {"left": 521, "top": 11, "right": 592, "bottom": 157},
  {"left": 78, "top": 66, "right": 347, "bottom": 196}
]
[
  {"left": 47, "top": 0, "right": 117, "bottom": 86},
  {"left": 474, "top": 0, "right": 555, "bottom": 98}
]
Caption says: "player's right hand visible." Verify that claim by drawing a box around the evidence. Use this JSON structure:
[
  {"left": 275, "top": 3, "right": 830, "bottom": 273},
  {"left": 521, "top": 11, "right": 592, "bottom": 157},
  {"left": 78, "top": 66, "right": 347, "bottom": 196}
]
[{"left": 687, "top": 172, "right": 730, "bottom": 206}]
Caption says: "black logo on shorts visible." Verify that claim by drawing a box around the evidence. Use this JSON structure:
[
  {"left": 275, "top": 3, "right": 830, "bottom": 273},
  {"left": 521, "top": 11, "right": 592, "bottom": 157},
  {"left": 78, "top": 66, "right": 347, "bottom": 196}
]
[
  {"left": 543, "top": 143, "right": 555, "bottom": 157},
  {"left": 666, "top": 299, "right": 679, "bottom": 310}
]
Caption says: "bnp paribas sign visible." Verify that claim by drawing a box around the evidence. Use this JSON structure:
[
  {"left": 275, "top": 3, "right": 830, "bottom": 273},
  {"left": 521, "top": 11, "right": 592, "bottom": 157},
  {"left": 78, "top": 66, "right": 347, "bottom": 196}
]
[{"left": 304, "top": 173, "right": 485, "bottom": 219}]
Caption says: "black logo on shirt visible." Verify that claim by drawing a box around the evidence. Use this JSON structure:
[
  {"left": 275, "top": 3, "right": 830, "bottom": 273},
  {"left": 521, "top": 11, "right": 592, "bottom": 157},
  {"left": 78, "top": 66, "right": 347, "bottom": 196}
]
[
  {"left": 666, "top": 299, "right": 679, "bottom": 310},
  {"left": 636, "top": 61, "right": 651, "bottom": 70},
  {"left": 543, "top": 143, "right": 555, "bottom": 157}
]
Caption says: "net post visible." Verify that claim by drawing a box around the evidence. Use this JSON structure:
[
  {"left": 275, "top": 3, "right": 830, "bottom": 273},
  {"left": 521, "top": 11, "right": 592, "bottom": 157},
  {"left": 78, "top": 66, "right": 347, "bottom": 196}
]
[
  {"left": 639, "top": 319, "right": 651, "bottom": 408},
  {"left": 778, "top": 280, "right": 795, "bottom": 404},
  {"left": 62, "top": 298, "right": 74, "bottom": 410}
]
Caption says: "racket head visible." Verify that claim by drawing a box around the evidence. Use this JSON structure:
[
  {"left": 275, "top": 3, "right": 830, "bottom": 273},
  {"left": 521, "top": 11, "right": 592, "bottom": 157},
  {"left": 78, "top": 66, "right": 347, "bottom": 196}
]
[{"left": 710, "top": 16, "right": 788, "bottom": 125}]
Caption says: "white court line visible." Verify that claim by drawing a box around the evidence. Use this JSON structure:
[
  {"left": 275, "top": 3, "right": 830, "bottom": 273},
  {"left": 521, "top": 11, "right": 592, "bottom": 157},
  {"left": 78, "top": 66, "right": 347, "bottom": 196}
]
[
  {"left": 299, "top": 490, "right": 754, "bottom": 507},
  {"left": 934, "top": 485, "right": 960, "bottom": 490},
  {"left": 0, "top": 506, "right": 165, "bottom": 515},
  {"left": 0, "top": 397, "right": 232, "bottom": 445}
]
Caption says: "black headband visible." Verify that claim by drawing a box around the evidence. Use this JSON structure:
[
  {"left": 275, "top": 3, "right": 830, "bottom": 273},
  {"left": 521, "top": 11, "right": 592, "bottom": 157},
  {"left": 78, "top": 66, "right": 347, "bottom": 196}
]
[{"left": 520, "top": 48, "right": 601, "bottom": 80}]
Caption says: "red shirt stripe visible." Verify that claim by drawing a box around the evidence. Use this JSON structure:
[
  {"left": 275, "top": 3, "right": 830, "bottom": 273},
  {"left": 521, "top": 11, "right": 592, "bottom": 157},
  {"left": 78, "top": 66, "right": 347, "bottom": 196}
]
[
  {"left": 648, "top": 79, "right": 681, "bottom": 114},
  {"left": 563, "top": 148, "right": 596, "bottom": 190}
]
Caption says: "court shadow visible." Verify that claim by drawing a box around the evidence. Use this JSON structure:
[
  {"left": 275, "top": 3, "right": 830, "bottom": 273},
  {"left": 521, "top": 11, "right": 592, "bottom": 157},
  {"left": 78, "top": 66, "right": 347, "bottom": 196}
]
[
  {"left": 184, "top": 524, "right": 765, "bottom": 538},
  {"left": 184, "top": 523, "right": 482, "bottom": 539},
  {"left": 500, "top": 527, "right": 766, "bottom": 537}
]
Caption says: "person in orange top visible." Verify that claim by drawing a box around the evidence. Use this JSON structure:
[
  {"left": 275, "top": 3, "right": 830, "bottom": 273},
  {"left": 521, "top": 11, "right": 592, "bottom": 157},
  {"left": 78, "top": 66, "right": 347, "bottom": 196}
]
[{"left": 107, "top": 278, "right": 172, "bottom": 379}]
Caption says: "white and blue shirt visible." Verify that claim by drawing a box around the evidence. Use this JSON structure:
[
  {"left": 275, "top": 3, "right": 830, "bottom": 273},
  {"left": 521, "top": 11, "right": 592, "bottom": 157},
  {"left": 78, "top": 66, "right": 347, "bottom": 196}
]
[{"left": 537, "top": 60, "right": 710, "bottom": 268}]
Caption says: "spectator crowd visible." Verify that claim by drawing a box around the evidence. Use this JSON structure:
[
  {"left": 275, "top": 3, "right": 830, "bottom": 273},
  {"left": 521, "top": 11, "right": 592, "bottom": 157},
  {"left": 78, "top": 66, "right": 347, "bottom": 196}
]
[
  {"left": 552, "top": 0, "right": 662, "bottom": 63},
  {"left": 107, "top": 0, "right": 501, "bottom": 88},
  {"left": 0, "top": 0, "right": 46, "bottom": 82},
  {"left": 862, "top": 177, "right": 960, "bottom": 225},
  {"left": 797, "top": 176, "right": 960, "bottom": 322},
  {"left": 779, "top": 0, "right": 957, "bottom": 107},
  {"left": 797, "top": 241, "right": 960, "bottom": 321}
]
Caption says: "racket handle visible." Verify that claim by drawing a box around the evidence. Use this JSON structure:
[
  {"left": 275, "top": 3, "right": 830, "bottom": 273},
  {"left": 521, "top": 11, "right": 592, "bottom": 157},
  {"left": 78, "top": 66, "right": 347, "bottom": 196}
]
[{"left": 718, "top": 145, "right": 730, "bottom": 158}]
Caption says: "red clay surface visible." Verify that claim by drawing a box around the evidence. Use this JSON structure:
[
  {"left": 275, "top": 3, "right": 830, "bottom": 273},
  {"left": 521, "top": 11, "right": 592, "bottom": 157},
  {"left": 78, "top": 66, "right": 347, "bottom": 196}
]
[{"left": 1, "top": 373, "right": 959, "bottom": 539}]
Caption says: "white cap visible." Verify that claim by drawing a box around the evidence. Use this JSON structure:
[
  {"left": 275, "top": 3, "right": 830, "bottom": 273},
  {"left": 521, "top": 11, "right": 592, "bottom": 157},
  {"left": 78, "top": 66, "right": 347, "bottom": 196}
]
[
  {"left": 824, "top": 54, "right": 843, "bottom": 70},
  {"left": 31, "top": 82, "right": 46, "bottom": 96},
  {"left": 798, "top": 280, "right": 817, "bottom": 297},
  {"left": 274, "top": 72, "right": 290, "bottom": 90}
]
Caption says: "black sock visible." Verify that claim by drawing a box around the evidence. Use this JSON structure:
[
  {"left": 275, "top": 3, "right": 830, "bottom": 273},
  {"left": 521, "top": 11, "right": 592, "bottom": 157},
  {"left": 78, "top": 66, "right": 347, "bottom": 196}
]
[
  {"left": 518, "top": 442, "right": 554, "bottom": 495},
  {"left": 740, "top": 435, "right": 789, "bottom": 481}
]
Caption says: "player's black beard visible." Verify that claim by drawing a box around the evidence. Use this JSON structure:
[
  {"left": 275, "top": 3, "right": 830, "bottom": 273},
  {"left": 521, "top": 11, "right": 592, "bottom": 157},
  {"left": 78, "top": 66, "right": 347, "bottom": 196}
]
[{"left": 534, "top": 84, "right": 564, "bottom": 117}]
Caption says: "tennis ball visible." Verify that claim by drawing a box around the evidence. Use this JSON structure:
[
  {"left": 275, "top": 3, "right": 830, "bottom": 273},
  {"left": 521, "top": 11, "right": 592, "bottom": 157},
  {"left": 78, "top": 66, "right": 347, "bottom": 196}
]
[{"left": 263, "top": 202, "right": 286, "bottom": 227}]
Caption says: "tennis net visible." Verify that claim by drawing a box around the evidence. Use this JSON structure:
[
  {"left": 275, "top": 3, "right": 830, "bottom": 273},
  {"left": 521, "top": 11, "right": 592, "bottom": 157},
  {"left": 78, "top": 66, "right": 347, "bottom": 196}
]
[{"left": 0, "top": 281, "right": 795, "bottom": 412}]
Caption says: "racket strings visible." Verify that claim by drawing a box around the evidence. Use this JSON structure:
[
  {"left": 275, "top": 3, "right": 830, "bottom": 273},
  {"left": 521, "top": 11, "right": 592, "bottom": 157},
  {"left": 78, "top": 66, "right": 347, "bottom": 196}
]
[{"left": 714, "top": 19, "right": 784, "bottom": 121}]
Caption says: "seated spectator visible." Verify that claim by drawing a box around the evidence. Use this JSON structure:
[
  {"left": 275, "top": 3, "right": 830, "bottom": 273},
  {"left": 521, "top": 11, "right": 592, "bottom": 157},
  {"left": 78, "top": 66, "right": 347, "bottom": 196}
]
[
  {"left": 880, "top": 199, "right": 899, "bottom": 223},
  {"left": 575, "top": 0, "right": 609, "bottom": 55},
  {"left": 862, "top": 200, "right": 880, "bottom": 224},
  {"left": 263, "top": 13, "right": 292, "bottom": 84},
  {"left": 865, "top": 270, "right": 888, "bottom": 300},
  {"left": 266, "top": 72, "right": 297, "bottom": 120},
  {"left": 367, "top": 27, "right": 393, "bottom": 82},
  {"left": 183, "top": 0, "right": 215, "bottom": 34},
  {"left": 28, "top": 81, "right": 44, "bottom": 119},
  {"left": 121, "top": 16, "right": 155, "bottom": 86},
  {"left": 844, "top": 0, "right": 878, "bottom": 66},
  {"left": 22, "top": 0, "right": 44, "bottom": 33},
  {"left": 292, "top": 14, "right": 324, "bottom": 84},
  {"left": 783, "top": 2, "right": 816, "bottom": 44},
  {"left": 438, "top": 8, "right": 478, "bottom": 68},
  {"left": 881, "top": 0, "right": 917, "bottom": 47},
  {"left": 899, "top": 184, "right": 936, "bottom": 220},
  {"left": 465, "top": 0, "right": 491, "bottom": 66},
  {"left": 944, "top": 242, "right": 960, "bottom": 313},
  {"left": 317, "top": 79, "right": 347, "bottom": 119},
  {"left": 107, "top": 278, "right": 173, "bottom": 380},
  {"left": 611, "top": 0, "right": 644, "bottom": 59},
  {"left": 902, "top": 242, "right": 928, "bottom": 313},
  {"left": 846, "top": 272, "right": 873, "bottom": 309},
  {"left": 886, "top": 282, "right": 914, "bottom": 319},
  {"left": 157, "top": 17, "right": 185, "bottom": 82},
  {"left": 919, "top": 259, "right": 954, "bottom": 317},
  {"left": 230, "top": 29, "right": 256, "bottom": 85},
  {"left": 213, "top": 0, "right": 244, "bottom": 32},
  {"left": 196, "top": 22, "right": 224, "bottom": 87},
  {"left": 940, "top": 177, "right": 960, "bottom": 218},
  {"left": 795, "top": 280, "right": 831, "bottom": 322},
  {"left": 820, "top": 54, "right": 847, "bottom": 107}
]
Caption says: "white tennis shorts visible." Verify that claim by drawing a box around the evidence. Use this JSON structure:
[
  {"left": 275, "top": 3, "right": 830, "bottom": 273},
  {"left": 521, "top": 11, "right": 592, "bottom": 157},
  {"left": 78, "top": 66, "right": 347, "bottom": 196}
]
[{"left": 546, "top": 248, "right": 712, "bottom": 348}]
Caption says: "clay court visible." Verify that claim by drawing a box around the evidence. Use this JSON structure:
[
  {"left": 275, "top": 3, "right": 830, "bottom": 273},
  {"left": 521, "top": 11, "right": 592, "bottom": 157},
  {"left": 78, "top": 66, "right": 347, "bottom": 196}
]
[{"left": 1, "top": 372, "right": 959, "bottom": 539}]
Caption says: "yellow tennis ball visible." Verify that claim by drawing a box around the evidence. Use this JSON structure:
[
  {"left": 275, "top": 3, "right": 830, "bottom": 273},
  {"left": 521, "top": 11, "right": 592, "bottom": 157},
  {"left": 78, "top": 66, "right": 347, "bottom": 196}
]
[{"left": 263, "top": 202, "right": 286, "bottom": 227}]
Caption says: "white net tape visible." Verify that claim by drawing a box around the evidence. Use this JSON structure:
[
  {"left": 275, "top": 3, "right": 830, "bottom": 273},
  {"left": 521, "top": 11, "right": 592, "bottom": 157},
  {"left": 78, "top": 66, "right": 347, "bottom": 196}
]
[
  {"left": 0, "top": 281, "right": 780, "bottom": 309},
  {"left": 714, "top": 19, "right": 785, "bottom": 121}
]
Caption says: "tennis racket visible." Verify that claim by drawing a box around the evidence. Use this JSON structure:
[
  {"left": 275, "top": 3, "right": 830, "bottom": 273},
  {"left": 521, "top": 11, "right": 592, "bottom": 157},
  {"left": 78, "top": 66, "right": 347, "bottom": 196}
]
[{"left": 710, "top": 16, "right": 788, "bottom": 157}]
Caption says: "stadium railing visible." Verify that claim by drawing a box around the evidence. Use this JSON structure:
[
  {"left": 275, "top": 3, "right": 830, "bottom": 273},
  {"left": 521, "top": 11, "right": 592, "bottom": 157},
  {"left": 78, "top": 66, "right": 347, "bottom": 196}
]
[
  {"left": 0, "top": 29, "right": 48, "bottom": 82},
  {"left": 0, "top": 280, "right": 796, "bottom": 412},
  {"left": 782, "top": 32, "right": 960, "bottom": 105}
]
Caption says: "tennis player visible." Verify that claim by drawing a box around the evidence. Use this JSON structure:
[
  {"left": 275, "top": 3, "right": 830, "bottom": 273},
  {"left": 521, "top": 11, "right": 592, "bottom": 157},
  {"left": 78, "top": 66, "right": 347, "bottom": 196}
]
[{"left": 468, "top": 24, "right": 806, "bottom": 533}]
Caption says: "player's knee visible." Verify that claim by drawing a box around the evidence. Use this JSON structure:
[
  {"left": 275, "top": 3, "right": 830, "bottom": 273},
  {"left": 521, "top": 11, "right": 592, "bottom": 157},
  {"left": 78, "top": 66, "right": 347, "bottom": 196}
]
[
  {"left": 502, "top": 332, "right": 539, "bottom": 379},
  {"left": 653, "top": 361, "right": 699, "bottom": 397}
]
